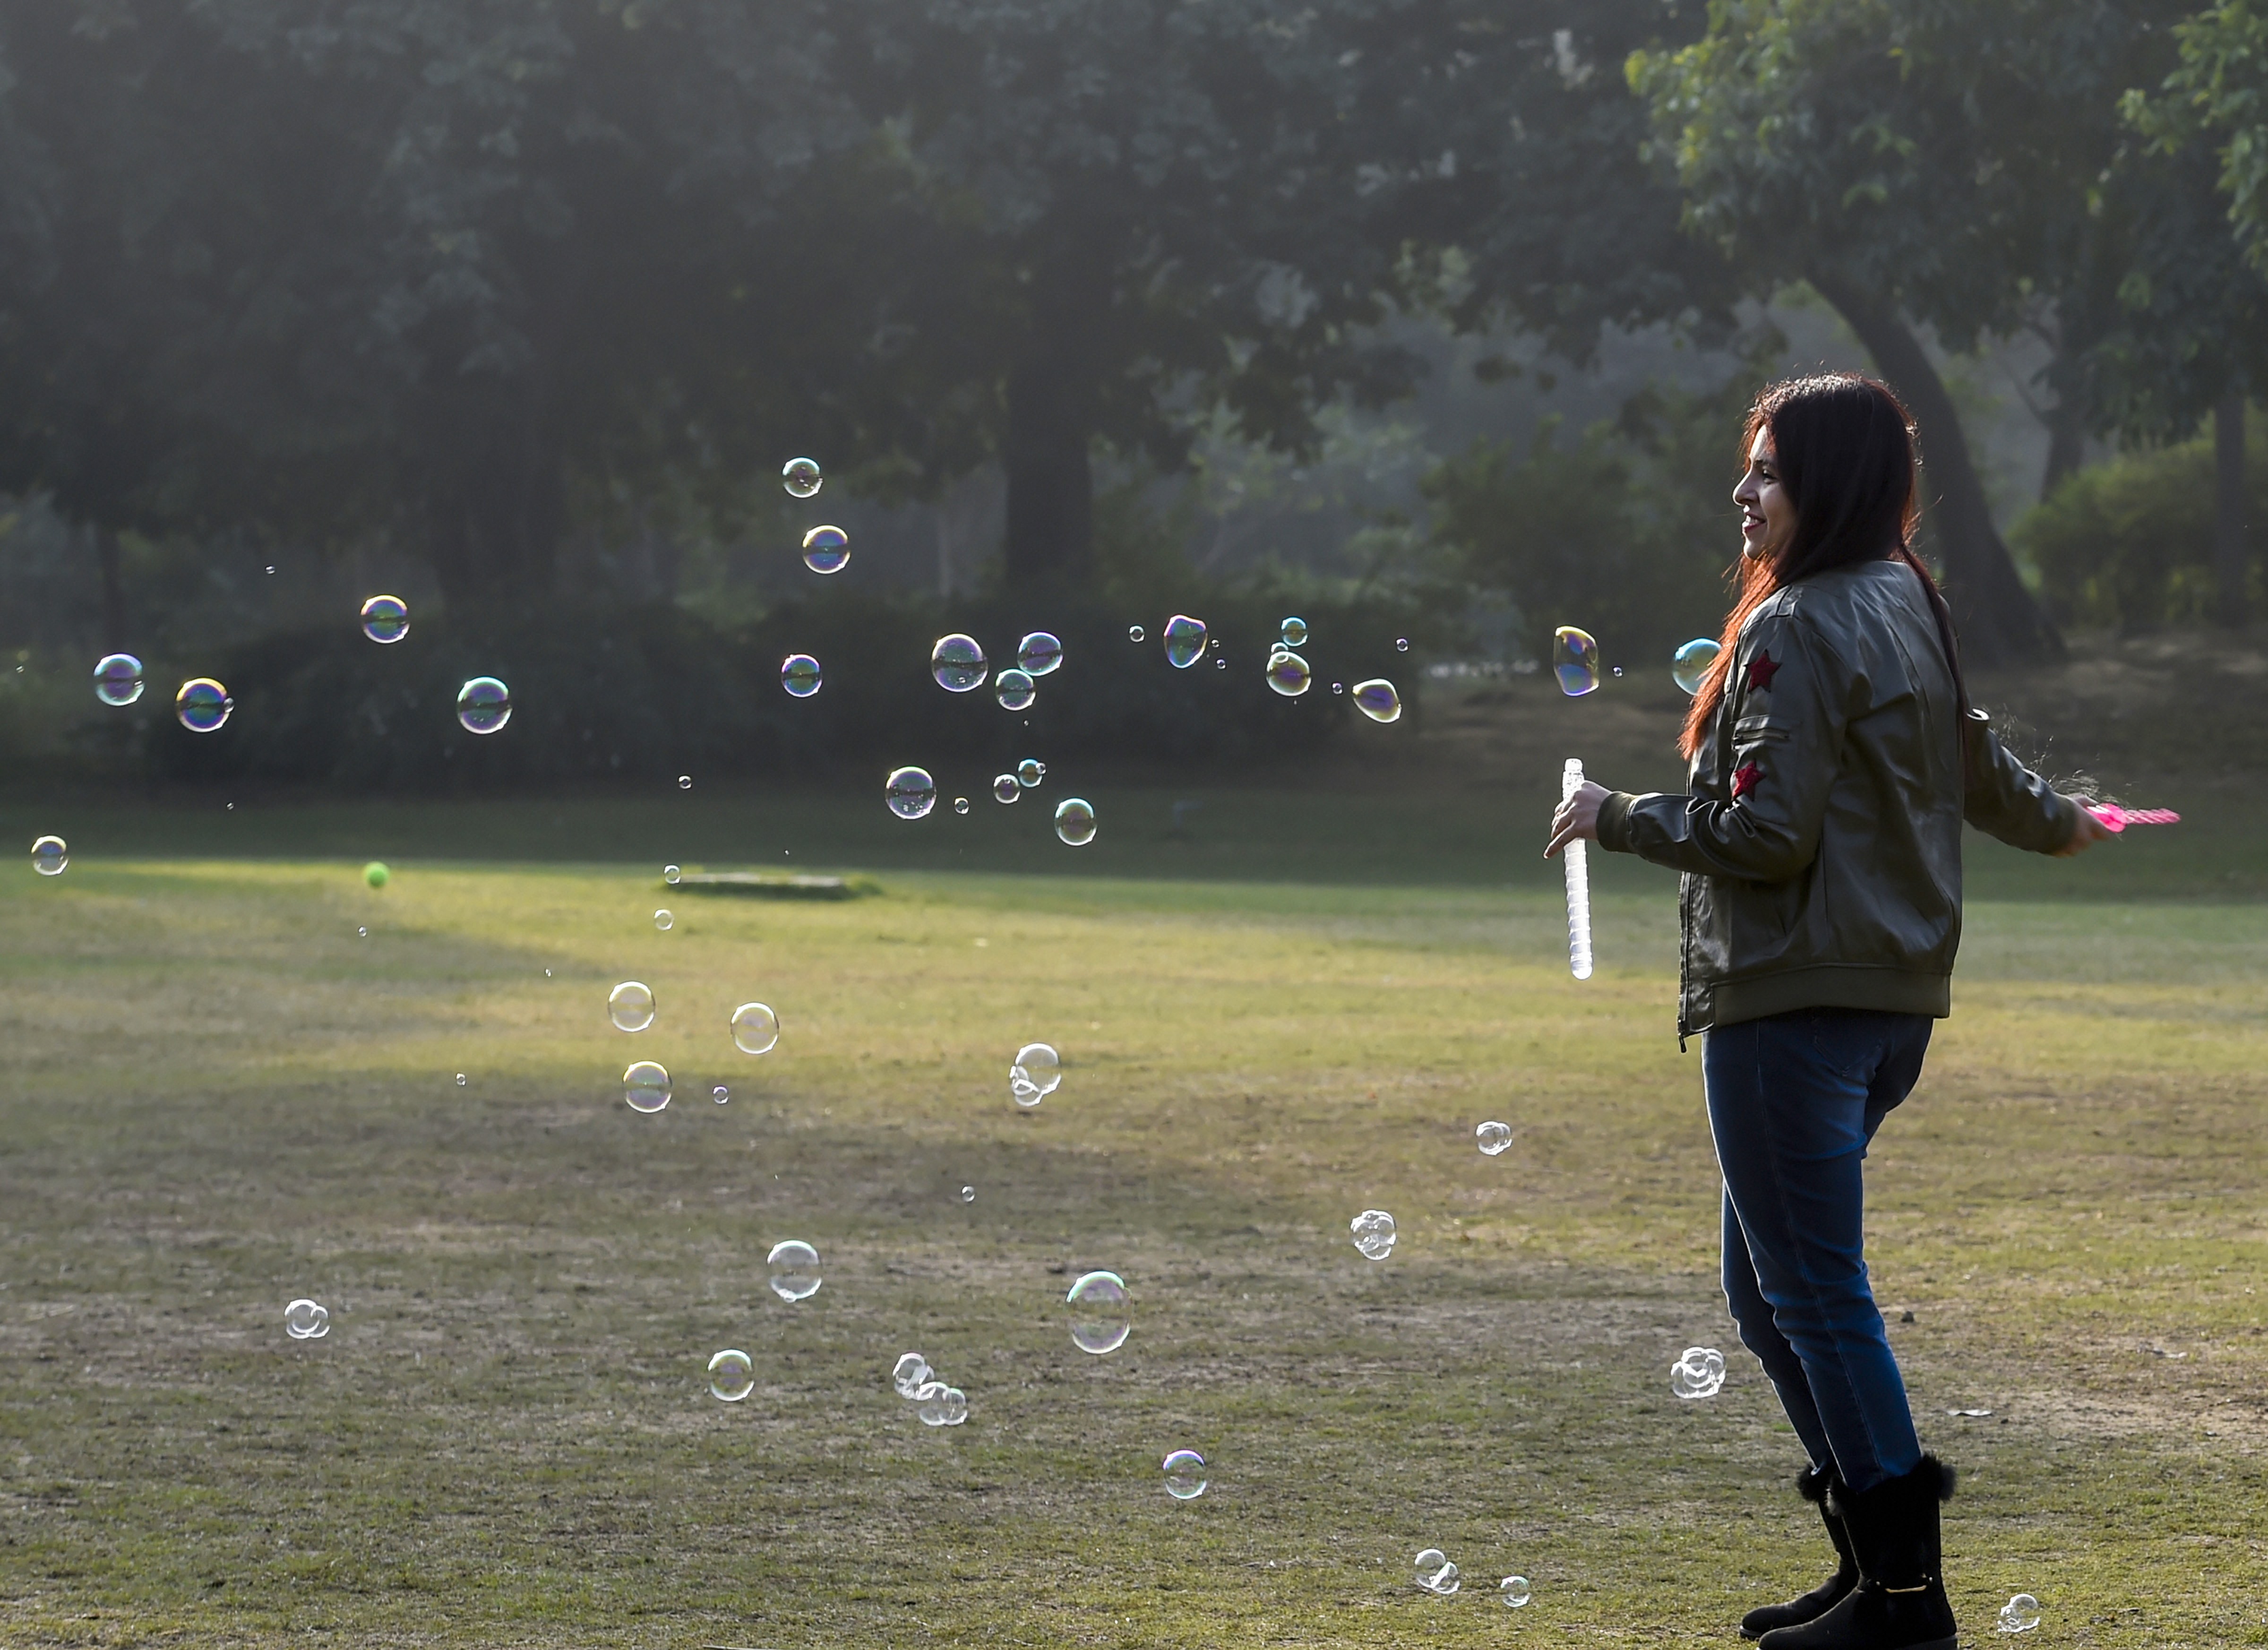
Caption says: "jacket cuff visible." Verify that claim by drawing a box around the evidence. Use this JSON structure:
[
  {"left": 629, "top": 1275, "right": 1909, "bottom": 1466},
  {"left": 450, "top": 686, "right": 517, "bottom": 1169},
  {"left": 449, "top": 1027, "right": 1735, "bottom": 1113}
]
[{"left": 1595, "top": 791, "right": 1637, "bottom": 853}]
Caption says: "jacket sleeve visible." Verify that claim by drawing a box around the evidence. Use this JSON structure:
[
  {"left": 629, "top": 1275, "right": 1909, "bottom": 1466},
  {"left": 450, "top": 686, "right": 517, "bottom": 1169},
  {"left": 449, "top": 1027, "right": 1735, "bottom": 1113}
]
[
  {"left": 1594, "top": 605, "right": 1845, "bottom": 882},
  {"left": 1962, "top": 711, "right": 2077, "bottom": 852}
]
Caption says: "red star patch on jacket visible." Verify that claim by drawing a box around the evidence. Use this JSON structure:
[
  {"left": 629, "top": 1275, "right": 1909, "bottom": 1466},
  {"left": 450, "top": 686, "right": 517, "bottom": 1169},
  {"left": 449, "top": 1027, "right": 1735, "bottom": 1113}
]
[
  {"left": 1745, "top": 650, "right": 1782, "bottom": 691},
  {"left": 1732, "top": 761, "right": 1763, "bottom": 800}
]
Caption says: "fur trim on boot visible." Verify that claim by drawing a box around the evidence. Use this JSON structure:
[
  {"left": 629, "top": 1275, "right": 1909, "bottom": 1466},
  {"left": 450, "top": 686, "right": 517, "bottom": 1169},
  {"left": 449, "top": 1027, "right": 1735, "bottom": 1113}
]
[
  {"left": 1739, "top": 1466, "right": 1858, "bottom": 1640},
  {"left": 1758, "top": 1457, "right": 1958, "bottom": 1650}
]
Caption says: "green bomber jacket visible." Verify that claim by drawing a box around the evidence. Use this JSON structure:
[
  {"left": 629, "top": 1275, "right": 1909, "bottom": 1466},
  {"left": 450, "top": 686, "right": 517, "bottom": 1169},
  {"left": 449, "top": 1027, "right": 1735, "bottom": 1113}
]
[{"left": 1595, "top": 556, "right": 2076, "bottom": 1041}]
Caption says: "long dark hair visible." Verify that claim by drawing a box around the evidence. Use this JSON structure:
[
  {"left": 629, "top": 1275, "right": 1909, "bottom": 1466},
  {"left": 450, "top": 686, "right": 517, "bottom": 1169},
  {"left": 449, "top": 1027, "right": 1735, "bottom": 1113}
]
[{"left": 1680, "top": 372, "right": 1967, "bottom": 760}]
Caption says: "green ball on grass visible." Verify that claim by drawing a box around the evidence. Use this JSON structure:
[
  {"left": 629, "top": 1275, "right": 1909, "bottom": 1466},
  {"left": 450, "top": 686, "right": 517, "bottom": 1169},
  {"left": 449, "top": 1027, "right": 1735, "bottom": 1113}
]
[{"left": 363, "top": 861, "right": 390, "bottom": 889}]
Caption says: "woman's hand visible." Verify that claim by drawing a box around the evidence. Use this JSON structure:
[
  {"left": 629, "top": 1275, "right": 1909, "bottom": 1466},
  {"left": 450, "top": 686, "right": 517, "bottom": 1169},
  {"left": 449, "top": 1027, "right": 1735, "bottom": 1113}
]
[
  {"left": 1546, "top": 779, "right": 1610, "bottom": 859},
  {"left": 2052, "top": 797, "right": 2118, "bottom": 857}
]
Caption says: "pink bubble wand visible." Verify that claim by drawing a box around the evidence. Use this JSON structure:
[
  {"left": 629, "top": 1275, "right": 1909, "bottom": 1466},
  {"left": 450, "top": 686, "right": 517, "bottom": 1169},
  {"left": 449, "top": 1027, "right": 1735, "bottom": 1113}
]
[{"left": 2085, "top": 804, "right": 2181, "bottom": 834}]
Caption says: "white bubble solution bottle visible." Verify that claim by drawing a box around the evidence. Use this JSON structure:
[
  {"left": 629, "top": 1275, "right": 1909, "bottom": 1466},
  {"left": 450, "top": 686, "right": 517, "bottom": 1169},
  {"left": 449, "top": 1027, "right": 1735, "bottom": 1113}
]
[{"left": 1562, "top": 757, "right": 1594, "bottom": 980}]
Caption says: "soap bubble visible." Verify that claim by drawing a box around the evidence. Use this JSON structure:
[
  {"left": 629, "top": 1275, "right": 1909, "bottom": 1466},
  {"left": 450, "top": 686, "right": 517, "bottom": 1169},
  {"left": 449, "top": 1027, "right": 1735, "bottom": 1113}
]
[
  {"left": 708, "top": 1349, "right": 755, "bottom": 1402},
  {"left": 1162, "top": 1449, "right": 1208, "bottom": 1500},
  {"left": 31, "top": 836, "right": 66, "bottom": 877},
  {"left": 1553, "top": 627, "right": 1601, "bottom": 696},
  {"left": 1127, "top": 624, "right": 1145, "bottom": 643},
  {"left": 284, "top": 1298, "right": 330, "bottom": 1341},
  {"left": 1350, "top": 678, "right": 1401, "bottom": 722},
  {"left": 959, "top": 1185, "right": 976, "bottom": 1203},
  {"left": 995, "top": 668, "right": 1036, "bottom": 711},
  {"left": 1476, "top": 1120, "right": 1512, "bottom": 1156},
  {"left": 712, "top": 1084, "right": 730, "bottom": 1103},
  {"left": 1016, "top": 758, "right": 1045, "bottom": 788},
  {"left": 455, "top": 1073, "right": 467, "bottom": 1086},
  {"left": 886, "top": 766, "right": 937, "bottom": 819},
  {"left": 653, "top": 909, "right": 673, "bottom": 930},
  {"left": 782, "top": 456, "right": 823, "bottom": 497},
  {"left": 916, "top": 1381, "right": 968, "bottom": 1426},
  {"left": 1053, "top": 798, "right": 1096, "bottom": 846},
  {"left": 1499, "top": 1575, "right": 1532, "bottom": 1608},
  {"left": 455, "top": 676, "right": 512, "bottom": 734},
  {"left": 356, "top": 927, "right": 367, "bottom": 938},
  {"left": 364, "top": 861, "right": 389, "bottom": 888},
  {"left": 1066, "top": 1270, "right": 1130, "bottom": 1354},
  {"left": 175, "top": 677, "right": 234, "bottom": 733},
  {"left": 1017, "top": 631, "right": 1064, "bottom": 675},
  {"left": 623, "top": 1059, "right": 671, "bottom": 1113},
  {"left": 1414, "top": 1549, "right": 1460, "bottom": 1595},
  {"left": 893, "top": 1352, "right": 932, "bottom": 1398},
  {"left": 1163, "top": 614, "right": 1208, "bottom": 668},
  {"left": 664, "top": 865, "right": 681, "bottom": 884},
  {"left": 608, "top": 980, "right": 656, "bottom": 1032},
  {"left": 360, "top": 594, "right": 410, "bottom": 644},
  {"left": 1670, "top": 1345, "right": 1727, "bottom": 1400},
  {"left": 800, "top": 524, "right": 850, "bottom": 575},
  {"left": 992, "top": 773, "right": 1020, "bottom": 804},
  {"left": 931, "top": 633, "right": 988, "bottom": 693},
  {"left": 93, "top": 653, "right": 144, "bottom": 706},
  {"left": 1010, "top": 1042, "right": 1060, "bottom": 1107},
  {"left": 953, "top": 796, "right": 970, "bottom": 814},
  {"left": 1280, "top": 616, "right": 1308, "bottom": 647},
  {"left": 677, "top": 775, "right": 692, "bottom": 791},
  {"left": 730, "top": 1002, "right": 780, "bottom": 1055},
  {"left": 1265, "top": 650, "right": 1312, "bottom": 697},
  {"left": 1613, "top": 666, "right": 1624, "bottom": 677},
  {"left": 1214, "top": 656, "right": 1227, "bottom": 670},
  {"left": 1672, "top": 637, "right": 1723, "bottom": 696},
  {"left": 1350, "top": 1209, "right": 1397, "bottom": 1260},
  {"left": 781, "top": 653, "right": 823, "bottom": 697},
  {"left": 766, "top": 1240, "right": 822, "bottom": 1301},
  {"left": 1330, "top": 681, "right": 1344, "bottom": 694},
  {"left": 1997, "top": 1594, "right": 2041, "bottom": 1634}
]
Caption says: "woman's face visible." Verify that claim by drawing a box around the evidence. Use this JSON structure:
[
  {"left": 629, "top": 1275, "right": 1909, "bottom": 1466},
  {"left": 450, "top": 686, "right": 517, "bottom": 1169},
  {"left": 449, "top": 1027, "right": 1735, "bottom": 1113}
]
[{"left": 1734, "top": 428, "right": 1796, "bottom": 560}]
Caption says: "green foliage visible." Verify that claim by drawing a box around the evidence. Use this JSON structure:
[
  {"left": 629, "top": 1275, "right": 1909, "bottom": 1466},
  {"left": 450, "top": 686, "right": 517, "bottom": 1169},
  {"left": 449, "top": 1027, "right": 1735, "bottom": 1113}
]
[{"left": 2012, "top": 427, "right": 2268, "bottom": 630}]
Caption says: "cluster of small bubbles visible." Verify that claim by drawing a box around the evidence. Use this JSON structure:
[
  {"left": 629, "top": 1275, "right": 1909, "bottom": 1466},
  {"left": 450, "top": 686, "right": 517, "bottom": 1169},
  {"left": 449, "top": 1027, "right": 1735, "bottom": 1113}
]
[
  {"left": 455, "top": 676, "right": 512, "bottom": 734},
  {"left": 664, "top": 864, "right": 681, "bottom": 884},
  {"left": 931, "top": 633, "right": 988, "bottom": 692},
  {"left": 992, "top": 773, "right": 1020, "bottom": 804},
  {"left": 781, "top": 653, "right": 823, "bottom": 697},
  {"left": 1011, "top": 1041, "right": 1060, "bottom": 1107},
  {"left": 959, "top": 1185, "right": 976, "bottom": 1203},
  {"left": 677, "top": 775, "right": 692, "bottom": 791},
  {"left": 996, "top": 668, "right": 1036, "bottom": 711},
  {"left": 1350, "top": 1208, "right": 1397, "bottom": 1260},
  {"left": 285, "top": 1298, "right": 330, "bottom": 1341},
  {"left": 782, "top": 455, "right": 823, "bottom": 498},
  {"left": 1265, "top": 650, "right": 1312, "bottom": 697},
  {"left": 364, "top": 861, "right": 389, "bottom": 888},
  {"left": 1280, "top": 615, "right": 1309, "bottom": 647},
  {"left": 1065, "top": 1270, "right": 1130, "bottom": 1355},
  {"left": 1395, "top": 636, "right": 1410, "bottom": 652},
  {"left": 712, "top": 1084, "right": 730, "bottom": 1104},
  {"left": 1670, "top": 1345, "right": 1727, "bottom": 1400},
  {"left": 1413, "top": 1548, "right": 1460, "bottom": 1595},
  {"left": 1053, "top": 797, "right": 1097, "bottom": 846},
  {"left": 1017, "top": 631, "right": 1063, "bottom": 675},
  {"left": 31, "top": 835, "right": 67, "bottom": 877},
  {"left": 886, "top": 765, "right": 937, "bottom": 819},
  {"left": 93, "top": 653, "right": 144, "bottom": 706},
  {"left": 1016, "top": 758, "right": 1046, "bottom": 788},
  {"left": 1553, "top": 626, "right": 1601, "bottom": 696},
  {"left": 893, "top": 1353, "right": 932, "bottom": 1397},
  {"left": 1127, "top": 624, "right": 1145, "bottom": 643},
  {"left": 1350, "top": 679, "right": 1401, "bottom": 723},
  {"left": 1997, "top": 1594, "right": 2041, "bottom": 1634},
  {"left": 360, "top": 594, "right": 410, "bottom": 644},
  {"left": 1162, "top": 614, "right": 1209, "bottom": 668},
  {"left": 1500, "top": 1575, "right": 1533, "bottom": 1608},
  {"left": 1476, "top": 1120, "right": 1513, "bottom": 1156},
  {"left": 176, "top": 677, "right": 234, "bottom": 733},
  {"left": 624, "top": 1059, "right": 671, "bottom": 1113},
  {"left": 953, "top": 796, "right": 971, "bottom": 814},
  {"left": 766, "top": 1239, "right": 822, "bottom": 1301},
  {"left": 800, "top": 524, "right": 850, "bottom": 575},
  {"left": 730, "top": 1002, "right": 780, "bottom": 1055},
  {"left": 653, "top": 909, "right": 673, "bottom": 931},
  {"left": 708, "top": 1349, "right": 755, "bottom": 1402},
  {"left": 1161, "top": 1449, "right": 1208, "bottom": 1500},
  {"left": 609, "top": 980, "right": 656, "bottom": 1032},
  {"left": 1672, "top": 636, "right": 1724, "bottom": 696},
  {"left": 916, "top": 1381, "right": 969, "bottom": 1426}
]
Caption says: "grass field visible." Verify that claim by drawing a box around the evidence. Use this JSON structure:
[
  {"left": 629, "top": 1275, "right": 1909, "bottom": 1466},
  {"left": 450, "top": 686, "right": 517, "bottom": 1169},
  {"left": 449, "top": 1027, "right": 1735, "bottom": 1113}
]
[{"left": 1, "top": 760, "right": 2263, "bottom": 1649}]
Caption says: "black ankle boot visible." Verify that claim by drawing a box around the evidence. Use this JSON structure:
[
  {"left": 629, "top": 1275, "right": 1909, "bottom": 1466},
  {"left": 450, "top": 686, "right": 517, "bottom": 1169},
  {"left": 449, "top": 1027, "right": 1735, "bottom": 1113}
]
[
  {"left": 1741, "top": 1465, "right": 1857, "bottom": 1639},
  {"left": 1757, "top": 1456, "right": 1958, "bottom": 1650}
]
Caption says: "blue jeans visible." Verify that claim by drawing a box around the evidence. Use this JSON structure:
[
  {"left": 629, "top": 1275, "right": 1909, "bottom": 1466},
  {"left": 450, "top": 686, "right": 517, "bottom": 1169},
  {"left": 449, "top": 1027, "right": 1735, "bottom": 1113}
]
[{"left": 1703, "top": 1007, "right": 1933, "bottom": 1493}]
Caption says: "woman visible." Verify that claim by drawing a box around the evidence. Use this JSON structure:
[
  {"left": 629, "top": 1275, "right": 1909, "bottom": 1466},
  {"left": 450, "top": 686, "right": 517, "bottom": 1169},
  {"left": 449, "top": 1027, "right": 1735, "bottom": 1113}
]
[{"left": 1546, "top": 373, "right": 2110, "bottom": 1650}]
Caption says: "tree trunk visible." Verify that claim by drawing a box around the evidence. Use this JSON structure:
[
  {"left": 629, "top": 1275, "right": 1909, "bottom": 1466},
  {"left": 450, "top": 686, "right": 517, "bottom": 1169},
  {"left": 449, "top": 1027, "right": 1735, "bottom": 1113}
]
[
  {"left": 2039, "top": 394, "right": 2086, "bottom": 501},
  {"left": 1809, "top": 272, "right": 2062, "bottom": 666},
  {"left": 2214, "top": 385, "right": 2250, "bottom": 626},
  {"left": 1003, "top": 353, "right": 1095, "bottom": 588}
]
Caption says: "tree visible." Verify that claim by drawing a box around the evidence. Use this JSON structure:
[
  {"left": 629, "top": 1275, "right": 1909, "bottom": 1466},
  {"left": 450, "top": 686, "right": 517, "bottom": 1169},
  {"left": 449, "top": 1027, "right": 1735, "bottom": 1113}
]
[{"left": 1627, "top": 1, "right": 2188, "bottom": 665}]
